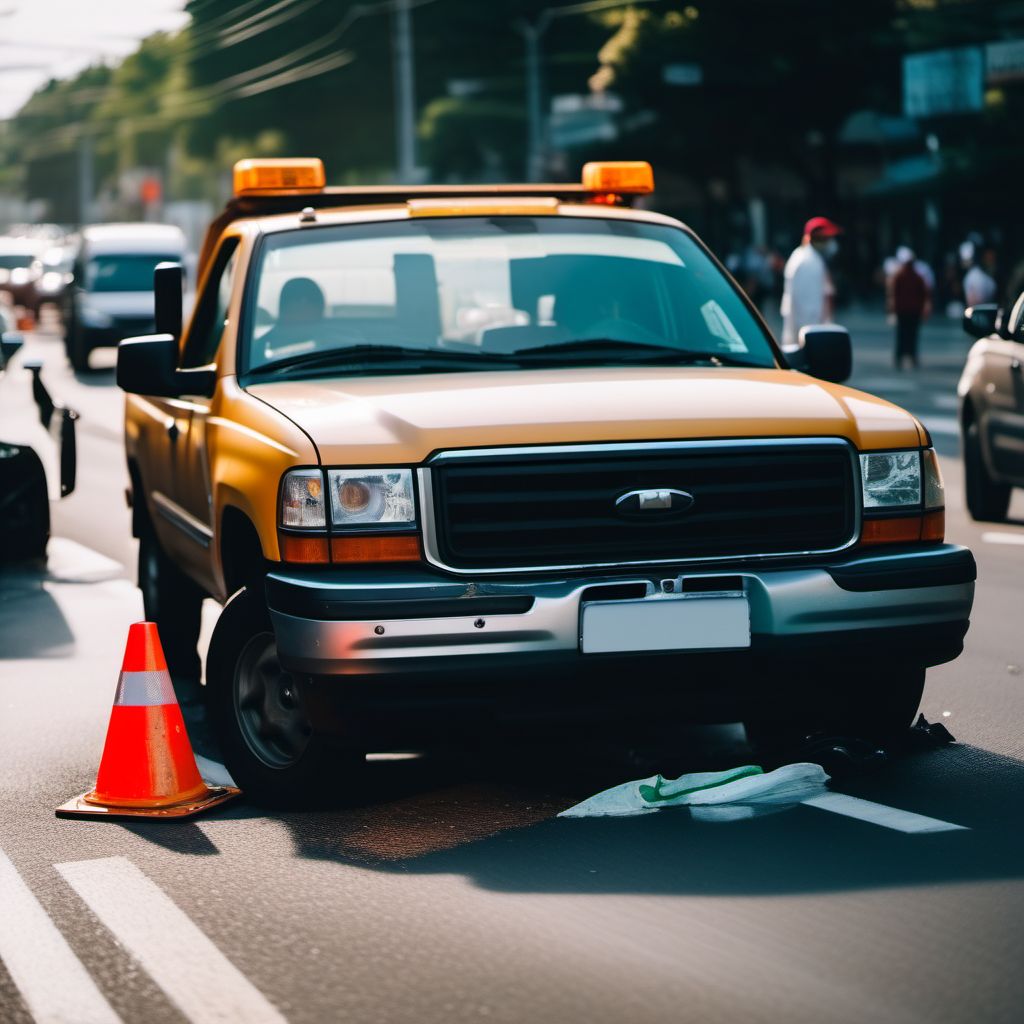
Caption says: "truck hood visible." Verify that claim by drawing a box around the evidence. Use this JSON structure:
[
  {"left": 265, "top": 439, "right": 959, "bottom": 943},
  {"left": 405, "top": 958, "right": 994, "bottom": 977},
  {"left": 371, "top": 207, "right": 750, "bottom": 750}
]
[{"left": 244, "top": 366, "right": 924, "bottom": 465}]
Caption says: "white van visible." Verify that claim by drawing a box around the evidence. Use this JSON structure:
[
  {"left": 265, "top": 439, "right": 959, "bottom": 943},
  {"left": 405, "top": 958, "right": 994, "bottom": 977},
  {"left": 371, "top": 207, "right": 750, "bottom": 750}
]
[{"left": 64, "top": 223, "right": 186, "bottom": 372}]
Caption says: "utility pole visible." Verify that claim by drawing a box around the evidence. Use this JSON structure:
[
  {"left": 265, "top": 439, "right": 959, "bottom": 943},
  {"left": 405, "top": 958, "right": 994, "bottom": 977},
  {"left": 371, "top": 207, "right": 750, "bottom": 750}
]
[
  {"left": 392, "top": 0, "right": 417, "bottom": 181},
  {"left": 521, "top": 21, "right": 544, "bottom": 183},
  {"left": 518, "top": 0, "right": 662, "bottom": 183}
]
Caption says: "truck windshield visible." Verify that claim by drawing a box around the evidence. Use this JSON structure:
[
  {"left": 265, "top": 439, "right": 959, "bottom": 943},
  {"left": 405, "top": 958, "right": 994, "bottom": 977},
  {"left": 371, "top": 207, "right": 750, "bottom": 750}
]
[
  {"left": 86, "top": 254, "right": 179, "bottom": 293},
  {"left": 244, "top": 216, "right": 777, "bottom": 378}
]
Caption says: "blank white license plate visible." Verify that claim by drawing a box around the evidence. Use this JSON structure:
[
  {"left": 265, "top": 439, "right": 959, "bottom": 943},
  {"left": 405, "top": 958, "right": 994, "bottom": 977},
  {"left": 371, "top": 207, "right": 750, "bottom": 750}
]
[{"left": 580, "top": 596, "right": 751, "bottom": 654}]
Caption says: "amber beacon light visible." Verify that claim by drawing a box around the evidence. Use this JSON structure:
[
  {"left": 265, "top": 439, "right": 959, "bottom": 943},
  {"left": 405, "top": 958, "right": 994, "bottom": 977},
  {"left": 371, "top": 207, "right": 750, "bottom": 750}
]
[
  {"left": 581, "top": 161, "right": 655, "bottom": 195},
  {"left": 233, "top": 157, "right": 326, "bottom": 195}
]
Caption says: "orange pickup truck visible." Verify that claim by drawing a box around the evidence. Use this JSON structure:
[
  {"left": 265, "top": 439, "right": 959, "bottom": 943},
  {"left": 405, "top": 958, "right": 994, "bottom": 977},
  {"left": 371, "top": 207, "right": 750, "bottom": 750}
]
[{"left": 118, "top": 159, "right": 974, "bottom": 803}]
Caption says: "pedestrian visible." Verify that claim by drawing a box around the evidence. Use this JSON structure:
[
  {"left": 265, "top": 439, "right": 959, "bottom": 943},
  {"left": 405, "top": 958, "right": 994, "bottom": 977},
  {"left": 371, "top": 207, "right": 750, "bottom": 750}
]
[
  {"left": 889, "top": 247, "right": 930, "bottom": 370},
  {"left": 961, "top": 241, "right": 997, "bottom": 307},
  {"left": 780, "top": 216, "right": 841, "bottom": 347}
]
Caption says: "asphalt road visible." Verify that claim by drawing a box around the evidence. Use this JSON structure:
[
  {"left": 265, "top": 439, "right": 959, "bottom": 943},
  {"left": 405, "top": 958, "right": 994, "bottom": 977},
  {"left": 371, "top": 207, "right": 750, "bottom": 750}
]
[{"left": 2, "top": 311, "right": 1024, "bottom": 1024}]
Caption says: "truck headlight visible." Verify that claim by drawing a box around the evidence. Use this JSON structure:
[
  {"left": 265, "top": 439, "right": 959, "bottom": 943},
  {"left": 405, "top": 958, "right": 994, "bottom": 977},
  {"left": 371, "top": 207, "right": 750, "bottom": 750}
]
[
  {"left": 859, "top": 451, "right": 921, "bottom": 508},
  {"left": 328, "top": 468, "right": 416, "bottom": 527},
  {"left": 860, "top": 448, "right": 944, "bottom": 546},
  {"left": 921, "top": 448, "right": 944, "bottom": 510}
]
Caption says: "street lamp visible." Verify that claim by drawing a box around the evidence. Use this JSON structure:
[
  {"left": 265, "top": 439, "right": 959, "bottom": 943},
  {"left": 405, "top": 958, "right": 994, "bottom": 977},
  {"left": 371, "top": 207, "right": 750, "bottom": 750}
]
[{"left": 516, "top": 0, "right": 661, "bottom": 182}]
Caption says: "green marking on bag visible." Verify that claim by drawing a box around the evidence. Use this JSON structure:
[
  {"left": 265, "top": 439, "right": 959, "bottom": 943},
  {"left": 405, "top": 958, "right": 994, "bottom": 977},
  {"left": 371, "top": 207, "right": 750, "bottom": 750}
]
[{"left": 638, "top": 765, "right": 764, "bottom": 804}]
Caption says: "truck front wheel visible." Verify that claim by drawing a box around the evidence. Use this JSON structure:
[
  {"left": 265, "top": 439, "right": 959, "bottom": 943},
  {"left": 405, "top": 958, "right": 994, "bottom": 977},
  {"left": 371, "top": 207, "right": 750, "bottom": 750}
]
[
  {"left": 206, "top": 587, "right": 363, "bottom": 806},
  {"left": 137, "top": 530, "right": 204, "bottom": 680},
  {"left": 964, "top": 420, "right": 1011, "bottom": 522}
]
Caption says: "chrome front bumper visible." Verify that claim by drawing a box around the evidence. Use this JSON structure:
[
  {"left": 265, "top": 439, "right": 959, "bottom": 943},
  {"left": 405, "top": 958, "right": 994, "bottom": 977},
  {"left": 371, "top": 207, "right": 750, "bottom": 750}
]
[{"left": 267, "top": 545, "right": 975, "bottom": 676}]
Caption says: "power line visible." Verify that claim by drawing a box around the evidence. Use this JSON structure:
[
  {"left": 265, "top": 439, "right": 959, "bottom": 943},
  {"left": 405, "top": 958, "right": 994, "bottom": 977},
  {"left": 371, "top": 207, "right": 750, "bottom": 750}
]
[{"left": 14, "top": 0, "right": 441, "bottom": 159}]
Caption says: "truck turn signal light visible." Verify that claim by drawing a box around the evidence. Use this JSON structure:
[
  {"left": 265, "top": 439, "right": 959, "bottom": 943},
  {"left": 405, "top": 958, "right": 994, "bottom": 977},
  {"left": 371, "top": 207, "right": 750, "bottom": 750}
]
[{"left": 233, "top": 158, "right": 326, "bottom": 195}]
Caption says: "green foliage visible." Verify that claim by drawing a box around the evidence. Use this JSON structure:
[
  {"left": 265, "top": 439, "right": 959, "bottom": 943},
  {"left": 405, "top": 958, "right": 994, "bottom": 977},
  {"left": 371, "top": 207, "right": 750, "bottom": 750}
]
[{"left": 1, "top": 0, "right": 1019, "bottom": 227}]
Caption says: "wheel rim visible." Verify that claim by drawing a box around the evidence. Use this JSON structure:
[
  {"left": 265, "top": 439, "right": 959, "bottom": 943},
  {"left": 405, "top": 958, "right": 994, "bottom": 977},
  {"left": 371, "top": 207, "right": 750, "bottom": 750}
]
[{"left": 233, "top": 632, "right": 312, "bottom": 768}]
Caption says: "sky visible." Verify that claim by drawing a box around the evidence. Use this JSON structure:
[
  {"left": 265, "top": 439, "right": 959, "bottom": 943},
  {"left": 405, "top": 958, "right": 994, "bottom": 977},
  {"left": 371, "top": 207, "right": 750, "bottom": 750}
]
[{"left": 0, "top": 0, "right": 189, "bottom": 118}]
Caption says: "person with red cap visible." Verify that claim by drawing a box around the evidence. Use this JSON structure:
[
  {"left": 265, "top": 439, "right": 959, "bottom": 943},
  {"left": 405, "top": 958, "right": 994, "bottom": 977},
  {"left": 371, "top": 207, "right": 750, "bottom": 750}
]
[{"left": 780, "top": 216, "right": 842, "bottom": 347}]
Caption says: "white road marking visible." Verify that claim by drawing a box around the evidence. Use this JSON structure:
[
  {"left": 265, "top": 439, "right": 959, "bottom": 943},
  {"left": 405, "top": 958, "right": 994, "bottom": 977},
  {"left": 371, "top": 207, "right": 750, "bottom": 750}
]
[
  {"left": 854, "top": 377, "right": 916, "bottom": 393},
  {"left": 56, "top": 857, "right": 287, "bottom": 1024},
  {"left": 45, "top": 537, "right": 125, "bottom": 580},
  {"left": 931, "top": 393, "right": 960, "bottom": 411},
  {"left": 981, "top": 531, "right": 1024, "bottom": 546},
  {"left": 920, "top": 414, "right": 960, "bottom": 437},
  {"left": 0, "top": 849, "right": 122, "bottom": 1024},
  {"left": 802, "top": 792, "right": 968, "bottom": 834}
]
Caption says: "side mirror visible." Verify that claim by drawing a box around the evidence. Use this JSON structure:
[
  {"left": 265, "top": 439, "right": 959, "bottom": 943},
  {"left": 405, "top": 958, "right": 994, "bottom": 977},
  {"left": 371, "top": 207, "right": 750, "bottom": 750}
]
[
  {"left": 796, "top": 324, "right": 852, "bottom": 383},
  {"left": 23, "top": 359, "right": 78, "bottom": 497},
  {"left": 117, "top": 334, "right": 215, "bottom": 398},
  {"left": 963, "top": 303, "right": 999, "bottom": 339},
  {"left": 154, "top": 262, "right": 184, "bottom": 339},
  {"left": 0, "top": 330, "right": 24, "bottom": 370}
]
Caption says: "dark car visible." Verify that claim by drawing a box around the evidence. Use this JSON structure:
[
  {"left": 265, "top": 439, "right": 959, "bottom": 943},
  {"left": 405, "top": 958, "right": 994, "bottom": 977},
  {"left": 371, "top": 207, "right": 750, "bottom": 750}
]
[
  {"left": 64, "top": 223, "right": 186, "bottom": 372},
  {"left": 0, "top": 236, "right": 46, "bottom": 314},
  {"left": 0, "top": 314, "right": 78, "bottom": 560},
  {"left": 959, "top": 295, "right": 1024, "bottom": 520}
]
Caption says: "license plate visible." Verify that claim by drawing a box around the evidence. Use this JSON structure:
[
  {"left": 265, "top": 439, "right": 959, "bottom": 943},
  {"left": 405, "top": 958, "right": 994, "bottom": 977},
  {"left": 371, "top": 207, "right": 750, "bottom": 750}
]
[{"left": 580, "top": 595, "right": 751, "bottom": 654}]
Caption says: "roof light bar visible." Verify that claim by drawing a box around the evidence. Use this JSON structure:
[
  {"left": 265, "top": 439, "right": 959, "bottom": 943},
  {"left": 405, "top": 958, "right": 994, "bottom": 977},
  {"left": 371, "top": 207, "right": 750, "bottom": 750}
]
[
  {"left": 581, "top": 161, "right": 654, "bottom": 195},
  {"left": 233, "top": 158, "right": 326, "bottom": 196}
]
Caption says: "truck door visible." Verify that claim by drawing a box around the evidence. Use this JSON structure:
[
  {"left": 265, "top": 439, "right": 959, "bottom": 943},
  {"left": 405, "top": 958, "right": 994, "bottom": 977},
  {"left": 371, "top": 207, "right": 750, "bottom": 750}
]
[{"left": 160, "top": 239, "right": 240, "bottom": 587}]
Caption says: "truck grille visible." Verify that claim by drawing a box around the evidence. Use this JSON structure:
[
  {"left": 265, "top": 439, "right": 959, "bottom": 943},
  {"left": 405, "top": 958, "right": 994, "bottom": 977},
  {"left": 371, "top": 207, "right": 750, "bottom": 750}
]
[{"left": 428, "top": 441, "right": 856, "bottom": 570}]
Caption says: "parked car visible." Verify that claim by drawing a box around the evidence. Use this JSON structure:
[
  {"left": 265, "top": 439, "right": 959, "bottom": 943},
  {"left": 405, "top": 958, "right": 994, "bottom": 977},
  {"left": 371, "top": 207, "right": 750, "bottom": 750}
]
[
  {"left": 959, "top": 295, "right": 1024, "bottom": 520},
  {"left": 31, "top": 242, "right": 76, "bottom": 317},
  {"left": 0, "top": 308, "right": 77, "bottom": 561},
  {"left": 0, "top": 235, "right": 47, "bottom": 313},
  {"left": 64, "top": 223, "right": 186, "bottom": 372},
  {"left": 118, "top": 158, "right": 974, "bottom": 804}
]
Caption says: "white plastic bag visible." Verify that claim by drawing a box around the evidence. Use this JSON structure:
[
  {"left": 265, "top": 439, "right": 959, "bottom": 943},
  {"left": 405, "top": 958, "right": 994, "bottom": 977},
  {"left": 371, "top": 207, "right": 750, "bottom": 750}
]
[{"left": 558, "top": 763, "right": 829, "bottom": 819}]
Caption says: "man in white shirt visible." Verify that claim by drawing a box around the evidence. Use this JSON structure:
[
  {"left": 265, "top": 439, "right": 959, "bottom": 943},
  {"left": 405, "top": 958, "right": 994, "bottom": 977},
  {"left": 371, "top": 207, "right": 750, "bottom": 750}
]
[
  {"left": 960, "top": 241, "right": 997, "bottom": 307},
  {"left": 780, "top": 216, "right": 842, "bottom": 347}
]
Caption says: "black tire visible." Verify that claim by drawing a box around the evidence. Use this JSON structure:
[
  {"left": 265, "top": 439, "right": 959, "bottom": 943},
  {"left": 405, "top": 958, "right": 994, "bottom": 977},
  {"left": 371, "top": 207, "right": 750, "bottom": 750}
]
[
  {"left": 745, "top": 665, "right": 926, "bottom": 751},
  {"left": 206, "top": 586, "right": 363, "bottom": 807},
  {"left": 137, "top": 529, "right": 204, "bottom": 679},
  {"left": 964, "top": 419, "right": 1011, "bottom": 522},
  {"left": 0, "top": 443, "right": 49, "bottom": 562}
]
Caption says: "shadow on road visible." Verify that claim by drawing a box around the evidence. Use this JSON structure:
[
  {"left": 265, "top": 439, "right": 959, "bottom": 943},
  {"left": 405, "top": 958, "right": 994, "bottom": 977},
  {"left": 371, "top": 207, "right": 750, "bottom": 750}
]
[
  {"left": 0, "top": 572, "right": 75, "bottom": 657},
  {"left": 239, "top": 740, "right": 1024, "bottom": 898}
]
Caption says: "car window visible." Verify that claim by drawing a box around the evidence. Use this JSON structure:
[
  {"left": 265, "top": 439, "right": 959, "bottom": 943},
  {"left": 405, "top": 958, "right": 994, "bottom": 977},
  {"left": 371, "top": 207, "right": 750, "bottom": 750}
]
[
  {"left": 243, "top": 217, "right": 776, "bottom": 377},
  {"left": 0, "top": 254, "right": 34, "bottom": 270},
  {"left": 86, "top": 253, "right": 181, "bottom": 293},
  {"left": 182, "top": 238, "right": 239, "bottom": 368}
]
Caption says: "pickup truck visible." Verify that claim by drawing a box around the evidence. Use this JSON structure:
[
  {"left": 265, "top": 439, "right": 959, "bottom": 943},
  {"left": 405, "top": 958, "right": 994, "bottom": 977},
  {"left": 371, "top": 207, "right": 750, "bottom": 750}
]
[{"left": 117, "top": 158, "right": 975, "bottom": 804}]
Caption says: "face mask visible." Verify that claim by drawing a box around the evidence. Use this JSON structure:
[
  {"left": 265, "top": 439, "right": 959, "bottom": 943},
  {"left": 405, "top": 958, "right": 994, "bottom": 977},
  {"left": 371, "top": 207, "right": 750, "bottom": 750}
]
[{"left": 822, "top": 239, "right": 839, "bottom": 258}]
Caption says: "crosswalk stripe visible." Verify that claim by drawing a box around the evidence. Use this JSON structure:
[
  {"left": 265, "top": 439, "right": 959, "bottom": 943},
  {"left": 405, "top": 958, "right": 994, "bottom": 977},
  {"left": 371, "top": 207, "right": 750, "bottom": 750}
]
[
  {"left": 56, "top": 857, "right": 287, "bottom": 1024},
  {"left": 0, "top": 849, "right": 122, "bottom": 1024},
  {"left": 919, "top": 414, "right": 960, "bottom": 437},
  {"left": 981, "top": 531, "right": 1024, "bottom": 546},
  {"left": 802, "top": 792, "right": 968, "bottom": 833}
]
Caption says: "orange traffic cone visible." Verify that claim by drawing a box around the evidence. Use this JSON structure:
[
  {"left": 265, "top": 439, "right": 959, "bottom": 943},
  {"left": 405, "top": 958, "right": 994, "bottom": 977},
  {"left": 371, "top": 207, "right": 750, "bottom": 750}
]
[{"left": 56, "top": 622, "right": 239, "bottom": 820}]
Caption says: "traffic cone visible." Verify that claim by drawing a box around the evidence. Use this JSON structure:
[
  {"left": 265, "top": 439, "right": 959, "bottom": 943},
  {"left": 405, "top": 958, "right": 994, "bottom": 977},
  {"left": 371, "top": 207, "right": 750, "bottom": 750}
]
[{"left": 56, "top": 622, "right": 240, "bottom": 820}]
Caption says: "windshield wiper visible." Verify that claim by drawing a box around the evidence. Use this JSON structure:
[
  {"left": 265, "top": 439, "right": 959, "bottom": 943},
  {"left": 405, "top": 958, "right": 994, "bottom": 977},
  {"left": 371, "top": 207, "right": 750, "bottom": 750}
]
[
  {"left": 248, "top": 344, "right": 519, "bottom": 378},
  {"left": 511, "top": 338, "right": 761, "bottom": 368}
]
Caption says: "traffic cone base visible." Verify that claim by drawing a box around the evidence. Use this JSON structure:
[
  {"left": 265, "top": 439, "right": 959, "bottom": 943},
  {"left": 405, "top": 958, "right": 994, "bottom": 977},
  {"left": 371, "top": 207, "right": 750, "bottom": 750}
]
[
  {"left": 57, "top": 621, "right": 240, "bottom": 821},
  {"left": 56, "top": 784, "right": 239, "bottom": 821}
]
